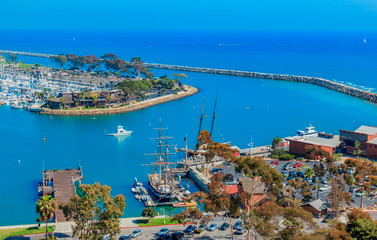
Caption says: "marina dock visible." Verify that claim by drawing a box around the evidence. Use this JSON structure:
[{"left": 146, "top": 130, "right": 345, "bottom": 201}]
[{"left": 39, "top": 168, "right": 83, "bottom": 223}]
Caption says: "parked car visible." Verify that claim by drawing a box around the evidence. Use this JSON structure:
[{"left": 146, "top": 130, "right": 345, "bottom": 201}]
[
  {"left": 196, "top": 224, "right": 207, "bottom": 233},
  {"left": 288, "top": 171, "right": 296, "bottom": 178},
  {"left": 157, "top": 228, "right": 169, "bottom": 236},
  {"left": 303, "top": 178, "right": 313, "bottom": 185},
  {"left": 356, "top": 191, "right": 367, "bottom": 197},
  {"left": 320, "top": 185, "right": 331, "bottom": 191},
  {"left": 312, "top": 176, "right": 317, "bottom": 183},
  {"left": 183, "top": 225, "right": 196, "bottom": 234},
  {"left": 219, "top": 222, "right": 229, "bottom": 230},
  {"left": 234, "top": 227, "right": 246, "bottom": 235},
  {"left": 129, "top": 230, "right": 143, "bottom": 238},
  {"left": 349, "top": 186, "right": 359, "bottom": 193},
  {"left": 271, "top": 161, "right": 279, "bottom": 166},
  {"left": 321, "top": 178, "right": 328, "bottom": 184},
  {"left": 233, "top": 221, "right": 243, "bottom": 230},
  {"left": 281, "top": 171, "right": 288, "bottom": 178},
  {"left": 172, "top": 232, "right": 184, "bottom": 240},
  {"left": 119, "top": 236, "right": 130, "bottom": 240},
  {"left": 283, "top": 164, "right": 293, "bottom": 170},
  {"left": 293, "top": 163, "right": 303, "bottom": 168},
  {"left": 156, "top": 234, "right": 171, "bottom": 240},
  {"left": 296, "top": 171, "right": 304, "bottom": 178},
  {"left": 207, "top": 223, "right": 218, "bottom": 231},
  {"left": 211, "top": 167, "right": 223, "bottom": 174}
]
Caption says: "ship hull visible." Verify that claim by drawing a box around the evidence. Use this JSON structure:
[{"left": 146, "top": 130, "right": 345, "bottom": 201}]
[{"left": 147, "top": 179, "right": 174, "bottom": 202}]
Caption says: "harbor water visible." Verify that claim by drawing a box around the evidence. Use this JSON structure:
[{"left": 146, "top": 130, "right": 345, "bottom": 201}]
[{"left": 1, "top": 30, "right": 377, "bottom": 226}]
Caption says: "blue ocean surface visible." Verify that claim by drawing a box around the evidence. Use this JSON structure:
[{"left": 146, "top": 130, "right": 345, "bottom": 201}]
[{"left": 0, "top": 30, "right": 377, "bottom": 226}]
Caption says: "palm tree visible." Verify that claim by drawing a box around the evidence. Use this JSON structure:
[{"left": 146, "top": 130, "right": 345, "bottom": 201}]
[
  {"left": 305, "top": 168, "right": 315, "bottom": 179},
  {"left": 36, "top": 195, "right": 57, "bottom": 239},
  {"left": 272, "top": 136, "right": 282, "bottom": 150}
]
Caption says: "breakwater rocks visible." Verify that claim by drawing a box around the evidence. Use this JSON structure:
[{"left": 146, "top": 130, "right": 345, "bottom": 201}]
[
  {"left": 40, "top": 86, "right": 199, "bottom": 116},
  {"left": 145, "top": 63, "right": 377, "bottom": 104}
]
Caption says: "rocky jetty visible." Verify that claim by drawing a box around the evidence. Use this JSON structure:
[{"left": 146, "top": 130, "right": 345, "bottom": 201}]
[
  {"left": 145, "top": 63, "right": 377, "bottom": 104},
  {"left": 40, "top": 86, "right": 199, "bottom": 116}
]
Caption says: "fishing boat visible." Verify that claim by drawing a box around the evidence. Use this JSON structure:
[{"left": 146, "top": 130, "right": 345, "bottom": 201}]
[
  {"left": 297, "top": 124, "right": 318, "bottom": 137},
  {"left": 107, "top": 125, "right": 132, "bottom": 136}
]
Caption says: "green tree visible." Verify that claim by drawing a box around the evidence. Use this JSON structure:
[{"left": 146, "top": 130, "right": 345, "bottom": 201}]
[
  {"left": 313, "top": 163, "right": 326, "bottom": 199},
  {"left": 141, "top": 208, "right": 157, "bottom": 223},
  {"left": 347, "top": 209, "right": 377, "bottom": 240},
  {"left": 353, "top": 141, "right": 362, "bottom": 159},
  {"left": 7, "top": 53, "right": 18, "bottom": 62},
  {"left": 328, "top": 174, "right": 351, "bottom": 218},
  {"left": 36, "top": 195, "right": 57, "bottom": 240},
  {"left": 272, "top": 136, "right": 282, "bottom": 150},
  {"left": 304, "top": 168, "right": 315, "bottom": 179},
  {"left": 59, "top": 182, "right": 125, "bottom": 240},
  {"left": 51, "top": 54, "right": 67, "bottom": 68},
  {"left": 345, "top": 158, "right": 377, "bottom": 208}
]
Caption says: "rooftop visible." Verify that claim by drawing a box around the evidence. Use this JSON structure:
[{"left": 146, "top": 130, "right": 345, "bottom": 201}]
[
  {"left": 367, "top": 137, "right": 377, "bottom": 145},
  {"left": 239, "top": 177, "right": 265, "bottom": 194},
  {"left": 302, "top": 199, "right": 329, "bottom": 212},
  {"left": 355, "top": 125, "right": 377, "bottom": 136},
  {"left": 286, "top": 135, "right": 341, "bottom": 148}
]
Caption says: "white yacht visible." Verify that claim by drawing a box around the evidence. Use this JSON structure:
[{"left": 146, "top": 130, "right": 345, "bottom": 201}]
[
  {"left": 297, "top": 125, "right": 318, "bottom": 137},
  {"left": 107, "top": 126, "right": 132, "bottom": 136}
]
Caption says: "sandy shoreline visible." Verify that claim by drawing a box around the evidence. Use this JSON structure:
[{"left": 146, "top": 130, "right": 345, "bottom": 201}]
[{"left": 39, "top": 85, "right": 199, "bottom": 116}]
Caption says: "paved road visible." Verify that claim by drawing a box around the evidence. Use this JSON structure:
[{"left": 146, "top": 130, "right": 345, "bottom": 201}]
[{"left": 9, "top": 222, "right": 248, "bottom": 240}]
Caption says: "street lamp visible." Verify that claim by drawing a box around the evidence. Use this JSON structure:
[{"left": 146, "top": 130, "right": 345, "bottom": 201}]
[{"left": 163, "top": 209, "right": 166, "bottom": 224}]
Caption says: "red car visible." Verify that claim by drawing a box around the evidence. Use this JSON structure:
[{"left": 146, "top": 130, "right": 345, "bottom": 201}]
[
  {"left": 293, "top": 163, "right": 303, "bottom": 168},
  {"left": 271, "top": 161, "right": 279, "bottom": 166}
]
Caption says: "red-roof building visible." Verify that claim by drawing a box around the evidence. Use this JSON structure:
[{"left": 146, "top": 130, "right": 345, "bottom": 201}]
[{"left": 285, "top": 133, "right": 341, "bottom": 157}]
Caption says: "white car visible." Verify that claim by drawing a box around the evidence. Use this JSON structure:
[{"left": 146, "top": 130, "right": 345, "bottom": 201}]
[{"left": 319, "top": 185, "right": 331, "bottom": 191}]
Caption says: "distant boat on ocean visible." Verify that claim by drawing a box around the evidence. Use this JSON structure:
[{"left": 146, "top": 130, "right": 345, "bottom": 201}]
[{"left": 364, "top": 38, "right": 367, "bottom": 43}]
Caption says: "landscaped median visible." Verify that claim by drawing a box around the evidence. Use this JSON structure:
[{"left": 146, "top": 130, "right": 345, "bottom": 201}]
[
  {"left": 0, "top": 226, "right": 54, "bottom": 240},
  {"left": 136, "top": 217, "right": 180, "bottom": 227}
]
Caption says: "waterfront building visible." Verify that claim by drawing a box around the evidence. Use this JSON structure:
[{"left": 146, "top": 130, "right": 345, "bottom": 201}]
[
  {"left": 286, "top": 133, "right": 341, "bottom": 157},
  {"left": 367, "top": 138, "right": 377, "bottom": 160},
  {"left": 339, "top": 125, "right": 377, "bottom": 156}
]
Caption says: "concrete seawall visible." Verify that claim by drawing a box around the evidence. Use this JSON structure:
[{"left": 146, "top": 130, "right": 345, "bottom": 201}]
[
  {"left": 40, "top": 86, "right": 199, "bottom": 116},
  {"left": 145, "top": 63, "right": 377, "bottom": 104}
]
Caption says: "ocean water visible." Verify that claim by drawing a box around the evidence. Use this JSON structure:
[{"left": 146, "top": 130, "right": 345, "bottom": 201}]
[{"left": 0, "top": 30, "right": 377, "bottom": 226}]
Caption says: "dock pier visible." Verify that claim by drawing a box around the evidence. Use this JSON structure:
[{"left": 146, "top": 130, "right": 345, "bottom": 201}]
[{"left": 39, "top": 167, "right": 83, "bottom": 223}]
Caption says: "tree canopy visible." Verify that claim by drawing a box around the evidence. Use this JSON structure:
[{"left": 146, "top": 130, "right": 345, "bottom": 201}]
[{"left": 59, "top": 182, "right": 125, "bottom": 240}]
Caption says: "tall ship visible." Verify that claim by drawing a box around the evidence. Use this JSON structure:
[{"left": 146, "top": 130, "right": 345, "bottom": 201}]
[{"left": 147, "top": 121, "right": 177, "bottom": 201}]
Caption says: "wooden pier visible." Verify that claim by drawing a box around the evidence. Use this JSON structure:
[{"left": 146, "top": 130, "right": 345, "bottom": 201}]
[{"left": 39, "top": 168, "right": 83, "bottom": 223}]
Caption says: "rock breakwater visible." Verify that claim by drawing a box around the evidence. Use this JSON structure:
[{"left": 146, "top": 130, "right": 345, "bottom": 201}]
[
  {"left": 40, "top": 86, "right": 199, "bottom": 116},
  {"left": 145, "top": 63, "right": 377, "bottom": 104}
]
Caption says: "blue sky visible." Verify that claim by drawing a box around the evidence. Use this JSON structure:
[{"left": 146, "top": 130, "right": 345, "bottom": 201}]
[{"left": 0, "top": 0, "right": 376, "bottom": 31}]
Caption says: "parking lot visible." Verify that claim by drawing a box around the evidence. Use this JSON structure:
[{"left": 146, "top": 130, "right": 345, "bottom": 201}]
[
  {"left": 268, "top": 159, "right": 377, "bottom": 209},
  {"left": 119, "top": 219, "right": 248, "bottom": 240}
]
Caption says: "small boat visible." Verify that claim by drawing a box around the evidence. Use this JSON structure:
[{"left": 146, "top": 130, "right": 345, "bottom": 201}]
[
  {"left": 297, "top": 124, "right": 318, "bottom": 137},
  {"left": 107, "top": 126, "right": 132, "bottom": 136},
  {"left": 131, "top": 188, "right": 138, "bottom": 194},
  {"left": 134, "top": 177, "right": 143, "bottom": 188},
  {"left": 364, "top": 38, "right": 367, "bottom": 43},
  {"left": 135, "top": 194, "right": 142, "bottom": 201},
  {"left": 244, "top": 106, "right": 250, "bottom": 110}
]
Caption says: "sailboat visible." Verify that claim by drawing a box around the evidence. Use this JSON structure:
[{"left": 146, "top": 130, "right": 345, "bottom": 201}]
[
  {"left": 364, "top": 38, "right": 367, "bottom": 43},
  {"left": 147, "top": 121, "right": 177, "bottom": 201}
]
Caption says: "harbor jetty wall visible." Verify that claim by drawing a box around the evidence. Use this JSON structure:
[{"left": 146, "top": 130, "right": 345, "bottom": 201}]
[
  {"left": 40, "top": 86, "right": 199, "bottom": 116},
  {"left": 144, "top": 63, "right": 377, "bottom": 104},
  {"left": 2, "top": 50, "right": 377, "bottom": 104}
]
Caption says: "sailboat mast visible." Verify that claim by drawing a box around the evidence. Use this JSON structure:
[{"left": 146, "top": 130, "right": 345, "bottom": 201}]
[
  {"left": 197, "top": 97, "right": 205, "bottom": 148},
  {"left": 210, "top": 93, "right": 218, "bottom": 136}
]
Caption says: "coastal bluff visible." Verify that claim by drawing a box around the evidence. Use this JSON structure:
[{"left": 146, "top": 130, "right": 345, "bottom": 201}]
[
  {"left": 40, "top": 86, "right": 199, "bottom": 116},
  {"left": 145, "top": 63, "right": 377, "bottom": 104}
]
